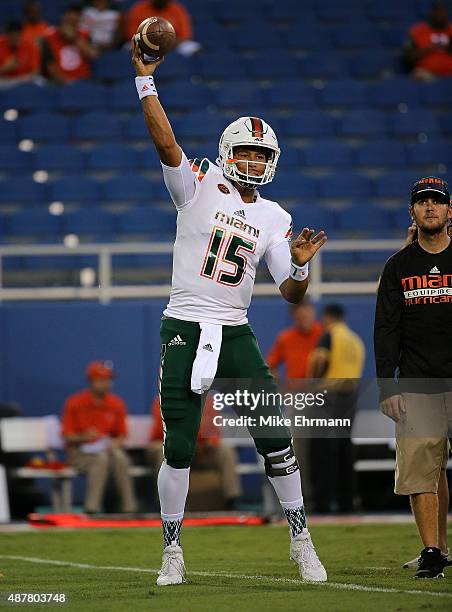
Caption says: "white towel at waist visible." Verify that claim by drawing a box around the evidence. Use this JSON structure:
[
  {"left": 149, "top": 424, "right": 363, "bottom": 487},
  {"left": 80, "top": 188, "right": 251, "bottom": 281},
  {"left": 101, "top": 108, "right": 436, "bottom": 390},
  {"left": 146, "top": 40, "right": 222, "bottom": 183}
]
[{"left": 190, "top": 322, "right": 222, "bottom": 394}]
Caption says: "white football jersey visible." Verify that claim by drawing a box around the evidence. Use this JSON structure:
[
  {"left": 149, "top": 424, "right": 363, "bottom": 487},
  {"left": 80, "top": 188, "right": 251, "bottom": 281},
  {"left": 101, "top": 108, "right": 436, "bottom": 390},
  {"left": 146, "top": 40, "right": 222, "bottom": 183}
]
[{"left": 164, "top": 157, "right": 292, "bottom": 325}]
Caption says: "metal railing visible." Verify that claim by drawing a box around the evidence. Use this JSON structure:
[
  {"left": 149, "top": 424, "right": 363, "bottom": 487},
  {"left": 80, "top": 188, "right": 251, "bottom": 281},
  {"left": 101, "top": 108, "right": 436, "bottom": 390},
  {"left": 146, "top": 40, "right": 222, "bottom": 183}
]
[{"left": 0, "top": 239, "right": 402, "bottom": 303}]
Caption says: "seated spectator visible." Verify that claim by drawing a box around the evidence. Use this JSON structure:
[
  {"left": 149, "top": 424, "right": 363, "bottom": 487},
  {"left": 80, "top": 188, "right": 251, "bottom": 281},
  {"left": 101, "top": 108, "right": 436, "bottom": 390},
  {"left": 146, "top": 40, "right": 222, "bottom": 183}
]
[
  {"left": 42, "top": 5, "right": 99, "bottom": 83},
  {"left": 147, "top": 395, "right": 242, "bottom": 509},
  {"left": 22, "top": 1, "right": 49, "bottom": 42},
  {"left": 0, "top": 21, "right": 41, "bottom": 86},
  {"left": 81, "top": 0, "right": 122, "bottom": 51},
  {"left": 61, "top": 361, "right": 137, "bottom": 514},
  {"left": 126, "top": 0, "right": 200, "bottom": 56},
  {"left": 404, "top": 0, "right": 452, "bottom": 80}
]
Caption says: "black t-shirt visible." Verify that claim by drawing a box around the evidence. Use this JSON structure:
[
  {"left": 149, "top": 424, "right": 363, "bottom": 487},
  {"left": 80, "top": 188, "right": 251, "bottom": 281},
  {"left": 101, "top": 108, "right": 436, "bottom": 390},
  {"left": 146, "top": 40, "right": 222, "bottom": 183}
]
[{"left": 374, "top": 239, "right": 452, "bottom": 397}]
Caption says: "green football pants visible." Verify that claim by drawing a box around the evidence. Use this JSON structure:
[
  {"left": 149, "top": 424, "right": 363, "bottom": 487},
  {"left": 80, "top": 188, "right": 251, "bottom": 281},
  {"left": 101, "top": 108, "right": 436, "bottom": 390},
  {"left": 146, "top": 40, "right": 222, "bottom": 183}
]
[{"left": 159, "top": 317, "right": 291, "bottom": 469}]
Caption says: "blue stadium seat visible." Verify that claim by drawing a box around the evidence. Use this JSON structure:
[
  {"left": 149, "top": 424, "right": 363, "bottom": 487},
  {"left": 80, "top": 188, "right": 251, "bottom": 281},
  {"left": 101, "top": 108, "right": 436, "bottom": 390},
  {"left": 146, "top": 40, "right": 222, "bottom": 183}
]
[
  {"left": 228, "top": 26, "right": 278, "bottom": 50},
  {"left": 161, "top": 83, "right": 212, "bottom": 110},
  {"left": 56, "top": 82, "right": 108, "bottom": 112},
  {"left": 392, "top": 206, "right": 415, "bottom": 230},
  {"left": 93, "top": 50, "right": 131, "bottom": 81},
  {"left": 320, "top": 173, "right": 372, "bottom": 199},
  {"left": 367, "top": 3, "right": 415, "bottom": 22},
  {"left": 62, "top": 210, "right": 116, "bottom": 237},
  {"left": 419, "top": 81, "right": 452, "bottom": 107},
  {"left": 215, "top": 83, "right": 262, "bottom": 108},
  {"left": 348, "top": 50, "right": 394, "bottom": 78},
  {"left": 17, "top": 113, "right": 71, "bottom": 143},
  {"left": 245, "top": 52, "right": 299, "bottom": 78},
  {"left": 0, "top": 146, "right": 33, "bottom": 171},
  {"left": 49, "top": 177, "right": 102, "bottom": 203},
  {"left": 303, "top": 141, "right": 353, "bottom": 167},
  {"left": 406, "top": 141, "right": 451, "bottom": 166},
  {"left": 20, "top": 255, "right": 79, "bottom": 270},
  {"left": 0, "top": 178, "right": 48, "bottom": 204},
  {"left": 217, "top": 3, "right": 271, "bottom": 22},
  {"left": 279, "top": 111, "right": 337, "bottom": 138},
  {"left": 1, "top": 84, "right": 56, "bottom": 111},
  {"left": 441, "top": 115, "right": 452, "bottom": 136},
  {"left": 290, "top": 206, "right": 335, "bottom": 233},
  {"left": 87, "top": 145, "right": 139, "bottom": 171},
  {"left": 122, "top": 115, "right": 146, "bottom": 140},
  {"left": 284, "top": 24, "right": 329, "bottom": 50},
  {"left": 333, "top": 24, "right": 381, "bottom": 49},
  {"left": 110, "top": 81, "right": 139, "bottom": 112},
  {"left": 278, "top": 146, "right": 301, "bottom": 168},
  {"left": 0, "top": 119, "right": 17, "bottom": 144},
  {"left": 174, "top": 111, "right": 228, "bottom": 139},
  {"left": 335, "top": 204, "right": 391, "bottom": 231},
  {"left": 73, "top": 112, "right": 123, "bottom": 141},
  {"left": 158, "top": 54, "right": 195, "bottom": 81},
  {"left": 355, "top": 141, "right": 407, "bottom": 167},
  {"left": 264, "top": 173, "right": 319, "bottom": 199},
  {"left": 374, "top": 171, "right": 420, "bottom": 198},
  {"left": 371, "top": 80, "right": 421, "bottom": 108},
  {"left": 101, "top": 175, "right": 155, "bottom": 202},
  {"left": 339, "top": 110, "right": 388, "bottom": 137},
  {"left": 315, "top": 2, "right": 365, "bottom": 21},
  {"left": 319, "top": 80, "right": 369, "bottom": 108},
  {"left": 34, "top": 145, "right": 86, "bottom": 171},
  {"left": 117, "top": 208, "right": 176, "bottom": 235},
  {"left": 194, "top": 51, "right": 246, "bottom": 79},
  {"left": 7, "top": 210, "right": 61, "bottom": 236},
  {"left": 262, "top": 82, "right": 317, "bottom": 109},
  {"left": 388, "top": 110, "right": 439, "bottom": 137},
  {"left": 300, "top": 51, "right": 349, "bottom": 78}
]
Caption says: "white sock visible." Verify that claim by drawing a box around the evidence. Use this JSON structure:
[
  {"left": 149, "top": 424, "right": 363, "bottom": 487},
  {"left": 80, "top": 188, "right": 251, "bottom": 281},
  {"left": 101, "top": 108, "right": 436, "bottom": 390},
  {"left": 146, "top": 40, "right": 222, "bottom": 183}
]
[
  {"left": 267, "top": 447, "right": 308, "bottom": 538},
  {"left": 157, "top": 461, "right": 190, "bottom": 547}
]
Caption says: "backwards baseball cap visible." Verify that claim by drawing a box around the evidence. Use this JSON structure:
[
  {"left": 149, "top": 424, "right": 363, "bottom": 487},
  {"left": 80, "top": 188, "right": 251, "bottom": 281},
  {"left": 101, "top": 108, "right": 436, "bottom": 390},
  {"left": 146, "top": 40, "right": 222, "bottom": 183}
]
[
  {"left": 410, "top": 176, "right": 450, "bottom": 206},
  {"left": 86, "top": 361, "right": 115, "bottom": 380}
]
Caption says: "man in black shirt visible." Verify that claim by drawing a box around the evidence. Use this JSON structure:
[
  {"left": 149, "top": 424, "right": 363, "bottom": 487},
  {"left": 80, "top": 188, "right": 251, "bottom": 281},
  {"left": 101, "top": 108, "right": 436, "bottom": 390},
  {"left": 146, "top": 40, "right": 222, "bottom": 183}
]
[{"left": 374, "top": 176, "right": 452, "bottom": 579}]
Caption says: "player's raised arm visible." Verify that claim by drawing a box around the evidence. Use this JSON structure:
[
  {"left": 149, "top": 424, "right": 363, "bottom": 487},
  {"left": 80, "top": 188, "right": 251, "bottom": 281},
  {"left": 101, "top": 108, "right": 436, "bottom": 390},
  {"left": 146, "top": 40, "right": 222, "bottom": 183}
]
[{"left": 131, "top": 39, "right": 181, "bottom": 167}]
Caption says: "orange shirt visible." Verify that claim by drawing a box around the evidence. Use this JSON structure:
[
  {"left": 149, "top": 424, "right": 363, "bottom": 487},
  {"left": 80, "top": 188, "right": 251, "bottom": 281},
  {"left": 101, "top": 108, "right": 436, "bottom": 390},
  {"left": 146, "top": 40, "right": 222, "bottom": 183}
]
[
  {"left": 0, "top": 34, "right": 40, "bottom": 77},
  {"left": 267, "top": 323, "right": 323, "bottom": 379},
  {"left": 62, "top": 389, "right": 128, "bottom": 440},
  {"left": 410, "top": 22, "right": 452, "bottom": 75},
  {"left": 150, "top": 395, "right": 219, "bottom": 445},
  {"left": 23, "top": 22, "right": 50, "bottom": 41},
  {"left": 126, "top": 0, "right": 192, "bottom": 41},
  {"left": 44, "top": 27, "right": 92, "bottom": 81}
]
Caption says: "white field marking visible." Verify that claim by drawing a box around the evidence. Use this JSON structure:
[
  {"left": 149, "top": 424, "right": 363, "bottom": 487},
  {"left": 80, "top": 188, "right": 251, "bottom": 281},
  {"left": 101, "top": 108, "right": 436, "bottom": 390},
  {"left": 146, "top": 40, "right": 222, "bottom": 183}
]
[{"left": 0, "top": 555, "right": 451, "bottom": 599}]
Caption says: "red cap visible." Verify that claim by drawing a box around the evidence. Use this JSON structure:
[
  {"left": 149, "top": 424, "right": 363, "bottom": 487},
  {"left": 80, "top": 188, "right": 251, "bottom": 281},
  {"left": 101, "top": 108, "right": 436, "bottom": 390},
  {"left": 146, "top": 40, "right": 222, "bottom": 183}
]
[{"left": 86, "top": 361, "right": 115, "bottom": 380}]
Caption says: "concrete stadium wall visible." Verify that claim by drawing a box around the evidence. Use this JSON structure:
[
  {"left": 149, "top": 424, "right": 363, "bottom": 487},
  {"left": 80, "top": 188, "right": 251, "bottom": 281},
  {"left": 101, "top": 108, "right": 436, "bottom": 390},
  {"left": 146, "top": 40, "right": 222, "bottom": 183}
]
[{"left": 0, "top": 296, "right": 376, "bottom": 417}]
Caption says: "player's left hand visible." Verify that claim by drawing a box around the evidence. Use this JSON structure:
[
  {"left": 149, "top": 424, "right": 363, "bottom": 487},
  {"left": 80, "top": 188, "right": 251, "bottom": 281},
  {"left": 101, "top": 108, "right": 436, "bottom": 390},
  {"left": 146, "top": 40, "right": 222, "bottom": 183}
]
[{"left": 290, "top": 227, "right": 327, "bottom": 266}]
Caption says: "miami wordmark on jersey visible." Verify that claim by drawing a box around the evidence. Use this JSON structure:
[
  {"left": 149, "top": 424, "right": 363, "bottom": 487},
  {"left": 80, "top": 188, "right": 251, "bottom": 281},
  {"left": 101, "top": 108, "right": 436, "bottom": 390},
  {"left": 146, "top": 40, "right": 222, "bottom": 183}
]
[{"left": 163, "top": 157, "right": 292, "bottom": 325}]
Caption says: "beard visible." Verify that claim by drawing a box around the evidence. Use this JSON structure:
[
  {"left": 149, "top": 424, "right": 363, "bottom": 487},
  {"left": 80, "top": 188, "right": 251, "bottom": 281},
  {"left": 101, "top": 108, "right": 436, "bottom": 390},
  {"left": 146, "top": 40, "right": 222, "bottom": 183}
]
[{"left": 416, "top": 217, "right": 448, "bottom": 235}]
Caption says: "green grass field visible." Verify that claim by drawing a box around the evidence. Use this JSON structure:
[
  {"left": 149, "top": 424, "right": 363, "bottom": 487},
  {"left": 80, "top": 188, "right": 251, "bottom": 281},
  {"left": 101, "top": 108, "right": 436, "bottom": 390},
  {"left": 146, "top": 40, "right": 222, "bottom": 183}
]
[{"left": 1, "top": 523, "right": 451, "bottom": 611}]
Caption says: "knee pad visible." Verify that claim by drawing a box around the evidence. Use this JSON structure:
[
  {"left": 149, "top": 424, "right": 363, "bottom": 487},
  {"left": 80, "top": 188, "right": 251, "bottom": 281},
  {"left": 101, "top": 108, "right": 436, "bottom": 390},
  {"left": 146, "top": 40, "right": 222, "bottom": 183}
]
[
  {"left": 164, "top": 432, "right": 195, "bottom": 469},
  {"left": 264, "top": 445, "right": 299, "bottom": 478}
]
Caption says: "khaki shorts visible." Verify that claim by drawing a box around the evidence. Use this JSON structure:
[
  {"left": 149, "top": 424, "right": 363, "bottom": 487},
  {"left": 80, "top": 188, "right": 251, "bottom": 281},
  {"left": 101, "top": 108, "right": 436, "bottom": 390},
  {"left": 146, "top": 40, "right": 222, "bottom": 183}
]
[{"left": 395, "top": 392, "right": 452, "bottom": 495}]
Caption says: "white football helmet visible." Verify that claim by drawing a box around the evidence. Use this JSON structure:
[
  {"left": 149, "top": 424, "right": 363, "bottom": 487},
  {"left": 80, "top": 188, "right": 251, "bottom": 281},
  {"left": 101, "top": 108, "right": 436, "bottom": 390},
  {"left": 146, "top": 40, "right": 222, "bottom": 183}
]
[{"left": 218, "top": 116, "right": 280, "bottom": 188}]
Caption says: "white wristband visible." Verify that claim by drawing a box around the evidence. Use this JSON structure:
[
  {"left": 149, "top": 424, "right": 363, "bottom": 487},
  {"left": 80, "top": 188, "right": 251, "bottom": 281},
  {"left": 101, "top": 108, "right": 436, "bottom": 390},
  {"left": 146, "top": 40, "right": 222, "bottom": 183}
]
[
  {"left": 135, "top": 76, "right": 158, "bottom": 100},
  {"left": 289, "top": 260, "right": 309, "bottom": 281}
]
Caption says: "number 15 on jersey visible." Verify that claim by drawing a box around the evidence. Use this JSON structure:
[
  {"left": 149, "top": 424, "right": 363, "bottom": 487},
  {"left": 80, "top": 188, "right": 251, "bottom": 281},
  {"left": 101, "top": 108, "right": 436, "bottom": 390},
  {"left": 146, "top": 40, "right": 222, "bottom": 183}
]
[{"left": 201, "top": 226, "right": 256, "bottom": 287}]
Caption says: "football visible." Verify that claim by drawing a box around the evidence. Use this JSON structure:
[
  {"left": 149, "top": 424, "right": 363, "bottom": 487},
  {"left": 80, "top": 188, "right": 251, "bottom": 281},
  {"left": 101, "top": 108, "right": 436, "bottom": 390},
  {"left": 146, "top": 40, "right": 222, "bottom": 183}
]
[{"left": 134, "top": 16, "right": 176, "bottom": 63}]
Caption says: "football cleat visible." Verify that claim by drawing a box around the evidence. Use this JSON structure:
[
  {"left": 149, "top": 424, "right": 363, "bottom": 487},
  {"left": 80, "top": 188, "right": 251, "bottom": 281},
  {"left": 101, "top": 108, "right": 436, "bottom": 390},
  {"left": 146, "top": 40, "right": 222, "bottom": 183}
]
[
  {"left": 404, "top": 549, "right": 452, "bottom": 569},
  {"left": 290, "top": 532, "right": 327, "bottom": 582},
  {"left": 156, "top": 542, "right": 186, "bottom": 586},
  {"left": 414, "top": 547, "right": 445, "bottom": 579}
]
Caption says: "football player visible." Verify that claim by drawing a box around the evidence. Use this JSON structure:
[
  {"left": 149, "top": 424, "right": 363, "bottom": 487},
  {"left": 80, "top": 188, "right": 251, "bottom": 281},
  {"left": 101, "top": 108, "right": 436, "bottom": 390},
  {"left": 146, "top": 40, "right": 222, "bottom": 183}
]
[{"left": 132, "top": 41, "right": 328, "bottom": 586}]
